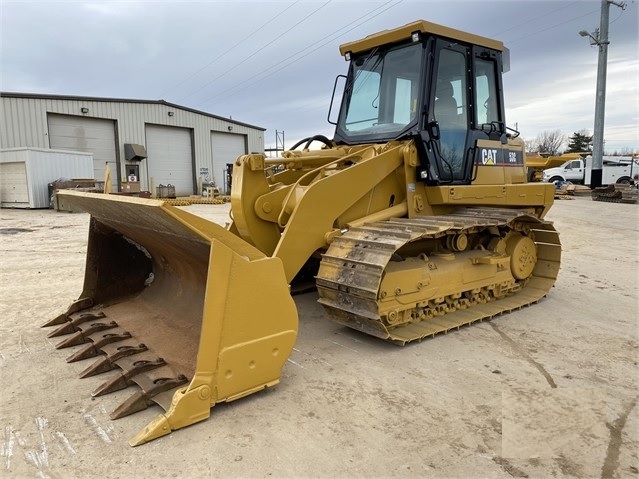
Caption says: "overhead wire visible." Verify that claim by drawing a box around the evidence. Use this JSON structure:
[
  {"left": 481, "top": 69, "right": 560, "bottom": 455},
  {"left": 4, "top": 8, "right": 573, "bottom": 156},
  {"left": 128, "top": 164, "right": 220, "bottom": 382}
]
[
  {"left": 215, "top": 0, "right": 590, "bottom": 111},
  {"left": 157, "top": 0, "right": 302, "bottom": 99},
  {"left": 176, "top": 0, "right": 334, "bottom": 103},
  {"left": 251, "top": 97, "right": 329, "bottom": 126},
  {"left": 255, "top": 0, "right": 620, "bottom": 142},
  {"left": 608, "top": 4, "right": 628, "bottom": 25},
  {"left": 494, "top": 1, "right": 581, "bottom": 37},
  {"left": 194, "top": 0, "right": 403, "bottom": 111},
  {"left": 216, "top": 0, "right": 599, "bottom": 123},
  {"left": 182, "top": 2, "right": 626, "bottom": 139},
  {"left": 504, "top": 7, "right": 601, "bottom": 44},
  {"left": 241, "top": 1, "right": 597, "bottom": 129},
  {"left": 196, "top": 0, "right": 400, "bottom": 108}
]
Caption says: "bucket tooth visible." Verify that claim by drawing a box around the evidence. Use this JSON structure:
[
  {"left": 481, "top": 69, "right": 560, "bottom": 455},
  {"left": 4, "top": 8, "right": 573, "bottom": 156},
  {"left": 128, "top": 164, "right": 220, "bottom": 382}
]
[
  {"left": 111, "top": 373, "right": 189, "bottom": 419},
  {"left": 66, "top": 331, "right": 132, "bottom": 363},
  {"left": 48, "top": 322, "right": 79, "bottom": 338},
  {"left": 42, "top": 298, "right": 94, "bottom": 327},
  {"left": 55, "top": 321, "right": 118, "bottom": 349},
  {"left": 92, "top": 357, "right": 166, "bottom": 397},
  {"left": 79, "top": 343, "right": 148, "bottom": 378},
  {"left": 47, "top": 312, "right": 106, "bottom": 338}
]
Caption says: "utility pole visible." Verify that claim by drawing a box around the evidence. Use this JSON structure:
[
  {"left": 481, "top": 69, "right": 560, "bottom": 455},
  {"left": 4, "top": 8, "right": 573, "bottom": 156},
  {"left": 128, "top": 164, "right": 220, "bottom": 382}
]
[
  {"left": 264, "top": 130, "right": 285, "bottom": 157},
  {"left": 579, "top": 0, "right": 626, "bottom": 188},
  {"left": 276, "top": 130, "right": 285, "bottom": 153}
]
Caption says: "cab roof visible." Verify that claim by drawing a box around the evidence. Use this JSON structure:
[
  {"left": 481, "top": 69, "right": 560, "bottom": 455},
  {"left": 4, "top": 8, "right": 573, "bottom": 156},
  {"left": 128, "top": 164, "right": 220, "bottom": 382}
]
[{"left": 339, "top": 20, "right": 504, "bottom": 56}]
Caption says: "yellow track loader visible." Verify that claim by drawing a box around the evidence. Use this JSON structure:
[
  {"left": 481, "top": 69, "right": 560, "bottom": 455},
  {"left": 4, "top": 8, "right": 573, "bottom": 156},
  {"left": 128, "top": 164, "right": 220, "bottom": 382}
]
[{"left": 45, "top": 20, "right": 561, "bottom": 446}]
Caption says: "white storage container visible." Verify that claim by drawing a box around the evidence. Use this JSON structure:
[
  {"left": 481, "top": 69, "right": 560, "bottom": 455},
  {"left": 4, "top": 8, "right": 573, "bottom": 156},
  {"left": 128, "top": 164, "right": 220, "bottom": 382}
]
[{"left": 0, "top": 148, "right": 94, "bottom": 208}]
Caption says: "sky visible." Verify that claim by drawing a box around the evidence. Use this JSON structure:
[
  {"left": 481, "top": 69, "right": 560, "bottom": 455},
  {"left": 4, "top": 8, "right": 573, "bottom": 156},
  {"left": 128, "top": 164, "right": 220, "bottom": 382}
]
[{"left": 1, "top": 0, "right": 637, "bottom": 154}]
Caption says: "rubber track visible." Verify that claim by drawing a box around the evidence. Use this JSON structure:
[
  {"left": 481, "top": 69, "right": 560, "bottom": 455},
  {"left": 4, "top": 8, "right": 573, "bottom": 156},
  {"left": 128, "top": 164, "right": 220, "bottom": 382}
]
[{"left": 316, "top": 207, "right": 561, "bottom": 344}]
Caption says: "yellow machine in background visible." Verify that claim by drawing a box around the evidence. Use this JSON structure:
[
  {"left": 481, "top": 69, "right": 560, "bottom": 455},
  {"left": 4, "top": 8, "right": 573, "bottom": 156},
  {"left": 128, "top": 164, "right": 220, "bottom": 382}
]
[
  {"left": 46, "top": 20, "right": 561, "bottom": 445},
  {"left": 526, "top": 152, "right": 585, "bottom": 181}
]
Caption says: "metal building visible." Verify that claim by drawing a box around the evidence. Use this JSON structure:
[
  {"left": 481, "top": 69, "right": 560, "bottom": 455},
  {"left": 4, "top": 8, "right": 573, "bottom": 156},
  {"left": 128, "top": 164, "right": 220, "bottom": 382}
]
[{"left": 0, "top": 92, "right": 265, "bottom": 196}]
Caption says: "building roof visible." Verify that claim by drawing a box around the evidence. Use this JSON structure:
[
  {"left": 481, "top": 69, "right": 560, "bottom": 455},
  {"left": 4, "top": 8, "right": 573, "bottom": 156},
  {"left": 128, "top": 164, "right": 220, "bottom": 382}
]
[{"left": 0, "top": 91, "right": 265, "bottom": 131}]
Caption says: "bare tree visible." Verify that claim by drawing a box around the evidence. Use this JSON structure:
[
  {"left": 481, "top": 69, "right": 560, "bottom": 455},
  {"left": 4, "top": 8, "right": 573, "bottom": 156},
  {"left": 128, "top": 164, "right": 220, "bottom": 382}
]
[
  {"left": 608, "top": 147, "right": 635, "bottom": 156},
  {"left": 528, "top": 130, "right": 567, "bottom": 156}
]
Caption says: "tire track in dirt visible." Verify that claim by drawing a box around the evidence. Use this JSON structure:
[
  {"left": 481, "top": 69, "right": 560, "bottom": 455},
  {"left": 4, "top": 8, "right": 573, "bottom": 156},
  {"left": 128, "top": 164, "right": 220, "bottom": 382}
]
[
  {"left": 489, "top": 323, "right": 557, "bottom": 388},
  {"left": 601, "top": 396, "right": 637, "bottom": 478}
]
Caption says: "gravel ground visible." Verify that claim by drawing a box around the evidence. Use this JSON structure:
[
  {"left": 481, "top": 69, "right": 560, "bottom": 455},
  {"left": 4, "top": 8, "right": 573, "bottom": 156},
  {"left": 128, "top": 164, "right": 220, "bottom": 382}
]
[{"left": 0, "top": 196, "right": 637, "bottom": 478}]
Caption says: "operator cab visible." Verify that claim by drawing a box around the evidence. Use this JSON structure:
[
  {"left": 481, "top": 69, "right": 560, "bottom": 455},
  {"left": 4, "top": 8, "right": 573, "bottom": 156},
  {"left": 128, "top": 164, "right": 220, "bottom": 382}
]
[{"left": 332, "top": 20, "right": 514, "bottom": 186}]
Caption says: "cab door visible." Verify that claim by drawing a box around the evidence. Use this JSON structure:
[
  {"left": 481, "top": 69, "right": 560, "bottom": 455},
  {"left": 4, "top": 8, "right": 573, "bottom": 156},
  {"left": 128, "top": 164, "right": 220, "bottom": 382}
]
[
  {"left": 565, "top": 160, "right": 584, "bottom": 181},
  {"left": 428, "top": 41, "right": 471, "bottom": 183}
]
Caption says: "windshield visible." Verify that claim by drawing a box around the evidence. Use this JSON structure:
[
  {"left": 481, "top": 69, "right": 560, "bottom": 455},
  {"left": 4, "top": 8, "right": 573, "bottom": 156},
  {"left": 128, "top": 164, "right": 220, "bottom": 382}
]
[{"left": 337, "top": 42, "right": 423, "bottom": 141}]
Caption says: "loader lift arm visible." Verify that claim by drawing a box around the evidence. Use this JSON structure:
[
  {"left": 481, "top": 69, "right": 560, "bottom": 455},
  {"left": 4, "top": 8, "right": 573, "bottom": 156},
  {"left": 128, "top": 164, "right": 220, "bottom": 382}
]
[{"left": 231, "top": 144, "right": 408, "bottom": 283}]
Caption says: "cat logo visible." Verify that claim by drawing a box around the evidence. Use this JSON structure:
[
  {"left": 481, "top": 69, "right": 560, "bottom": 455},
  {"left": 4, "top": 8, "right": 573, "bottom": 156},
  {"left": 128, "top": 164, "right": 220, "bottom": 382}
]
[{"left": 481, "top": 148, "right": 499, "bottom": 165}]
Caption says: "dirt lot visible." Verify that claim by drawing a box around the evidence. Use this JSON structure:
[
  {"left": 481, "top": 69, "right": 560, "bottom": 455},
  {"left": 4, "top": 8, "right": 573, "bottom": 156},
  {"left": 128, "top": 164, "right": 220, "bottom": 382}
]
[{"left": 1, "top": 197, "right": 637, "bottom": 478}]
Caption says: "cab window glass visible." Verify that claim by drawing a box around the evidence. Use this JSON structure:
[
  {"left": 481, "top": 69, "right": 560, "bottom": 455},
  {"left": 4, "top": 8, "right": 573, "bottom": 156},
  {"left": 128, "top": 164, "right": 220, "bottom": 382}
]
[
  {"left": 474, "top": 58, "right": 499, "bottom": 125},
  {"left": 434, "top": 48, "right": 468, "bottom": 181},
  {"left": 342, "top": 43, "right": 422, "bottom": 137},
  {"left": 345, "top": 70, "right": 381, "bottom": 132},
  {"left": 393, "top": 77, "right": 417, "bottom": 124}
]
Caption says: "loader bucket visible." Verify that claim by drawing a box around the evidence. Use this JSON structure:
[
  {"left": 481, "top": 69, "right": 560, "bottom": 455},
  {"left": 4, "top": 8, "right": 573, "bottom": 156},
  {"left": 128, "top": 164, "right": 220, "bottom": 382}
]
[{"left": 44, "top": 191, "right": 298, "bottom": 446}]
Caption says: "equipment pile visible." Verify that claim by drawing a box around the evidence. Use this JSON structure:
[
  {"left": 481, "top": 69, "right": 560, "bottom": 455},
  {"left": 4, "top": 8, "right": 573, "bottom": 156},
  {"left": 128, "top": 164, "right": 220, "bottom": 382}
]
[{"left": 591, "top": 184, "right": 638, "bottom": 204}]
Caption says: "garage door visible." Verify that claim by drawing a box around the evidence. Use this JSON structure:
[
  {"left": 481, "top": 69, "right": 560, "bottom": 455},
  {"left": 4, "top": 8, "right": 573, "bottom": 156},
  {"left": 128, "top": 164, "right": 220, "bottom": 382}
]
[
  {"left": 0, "top": 162, "right": 29, "bottom": 207},
  {"left": 48, "top": 114, "right": 117, "bottom": 190},
  {"left": 146, "top": 125, "right": 194, "bottom": 197},
  {"left": 211, "top": 132, "right": 246, "bottom": 193}
]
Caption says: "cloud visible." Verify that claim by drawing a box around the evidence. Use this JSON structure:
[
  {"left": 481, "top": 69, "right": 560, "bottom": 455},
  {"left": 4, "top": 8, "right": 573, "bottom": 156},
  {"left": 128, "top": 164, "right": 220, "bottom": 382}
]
[{"left": 1, "top": 0, "right": 637, "bottom": 152}]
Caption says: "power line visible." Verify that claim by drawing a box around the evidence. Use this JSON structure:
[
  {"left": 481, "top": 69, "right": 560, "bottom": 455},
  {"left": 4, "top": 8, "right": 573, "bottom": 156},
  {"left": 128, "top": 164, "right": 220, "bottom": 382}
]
[
  {"left": 176, "top": 0, "right": 334, "bottom": 104},
  {"left": 505, "top": 7, "right": 601, "bottom": 44},
  {"left": 157, "top": 1, "right": 302, "bottom": 99},
  {"left": 197, "top": 0, "right": 400, "bottom": 107},
  {"left": 258, "top": 5, "right": 623, "bottom": 138},
  {"left": 206, "top": 0, "right": 598, "bottom": 117},
  {"left": 194, "top": 0, "right": 403, "bottom": 109},
  {"left": 251, "top": 97, "right": 329, "bottom": 126},
  {"left": 494, "top": 1, "right": 581, "bottom": 37},
  {"left": 193, "top": 2, "right": 625, "bottom": 137}
]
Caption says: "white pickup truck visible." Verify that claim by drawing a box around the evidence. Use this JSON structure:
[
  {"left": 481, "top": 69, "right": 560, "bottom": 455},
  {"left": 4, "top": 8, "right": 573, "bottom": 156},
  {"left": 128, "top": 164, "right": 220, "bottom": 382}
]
[{"left": 541, "top": 156, "right": 638, "bottom": 185}]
